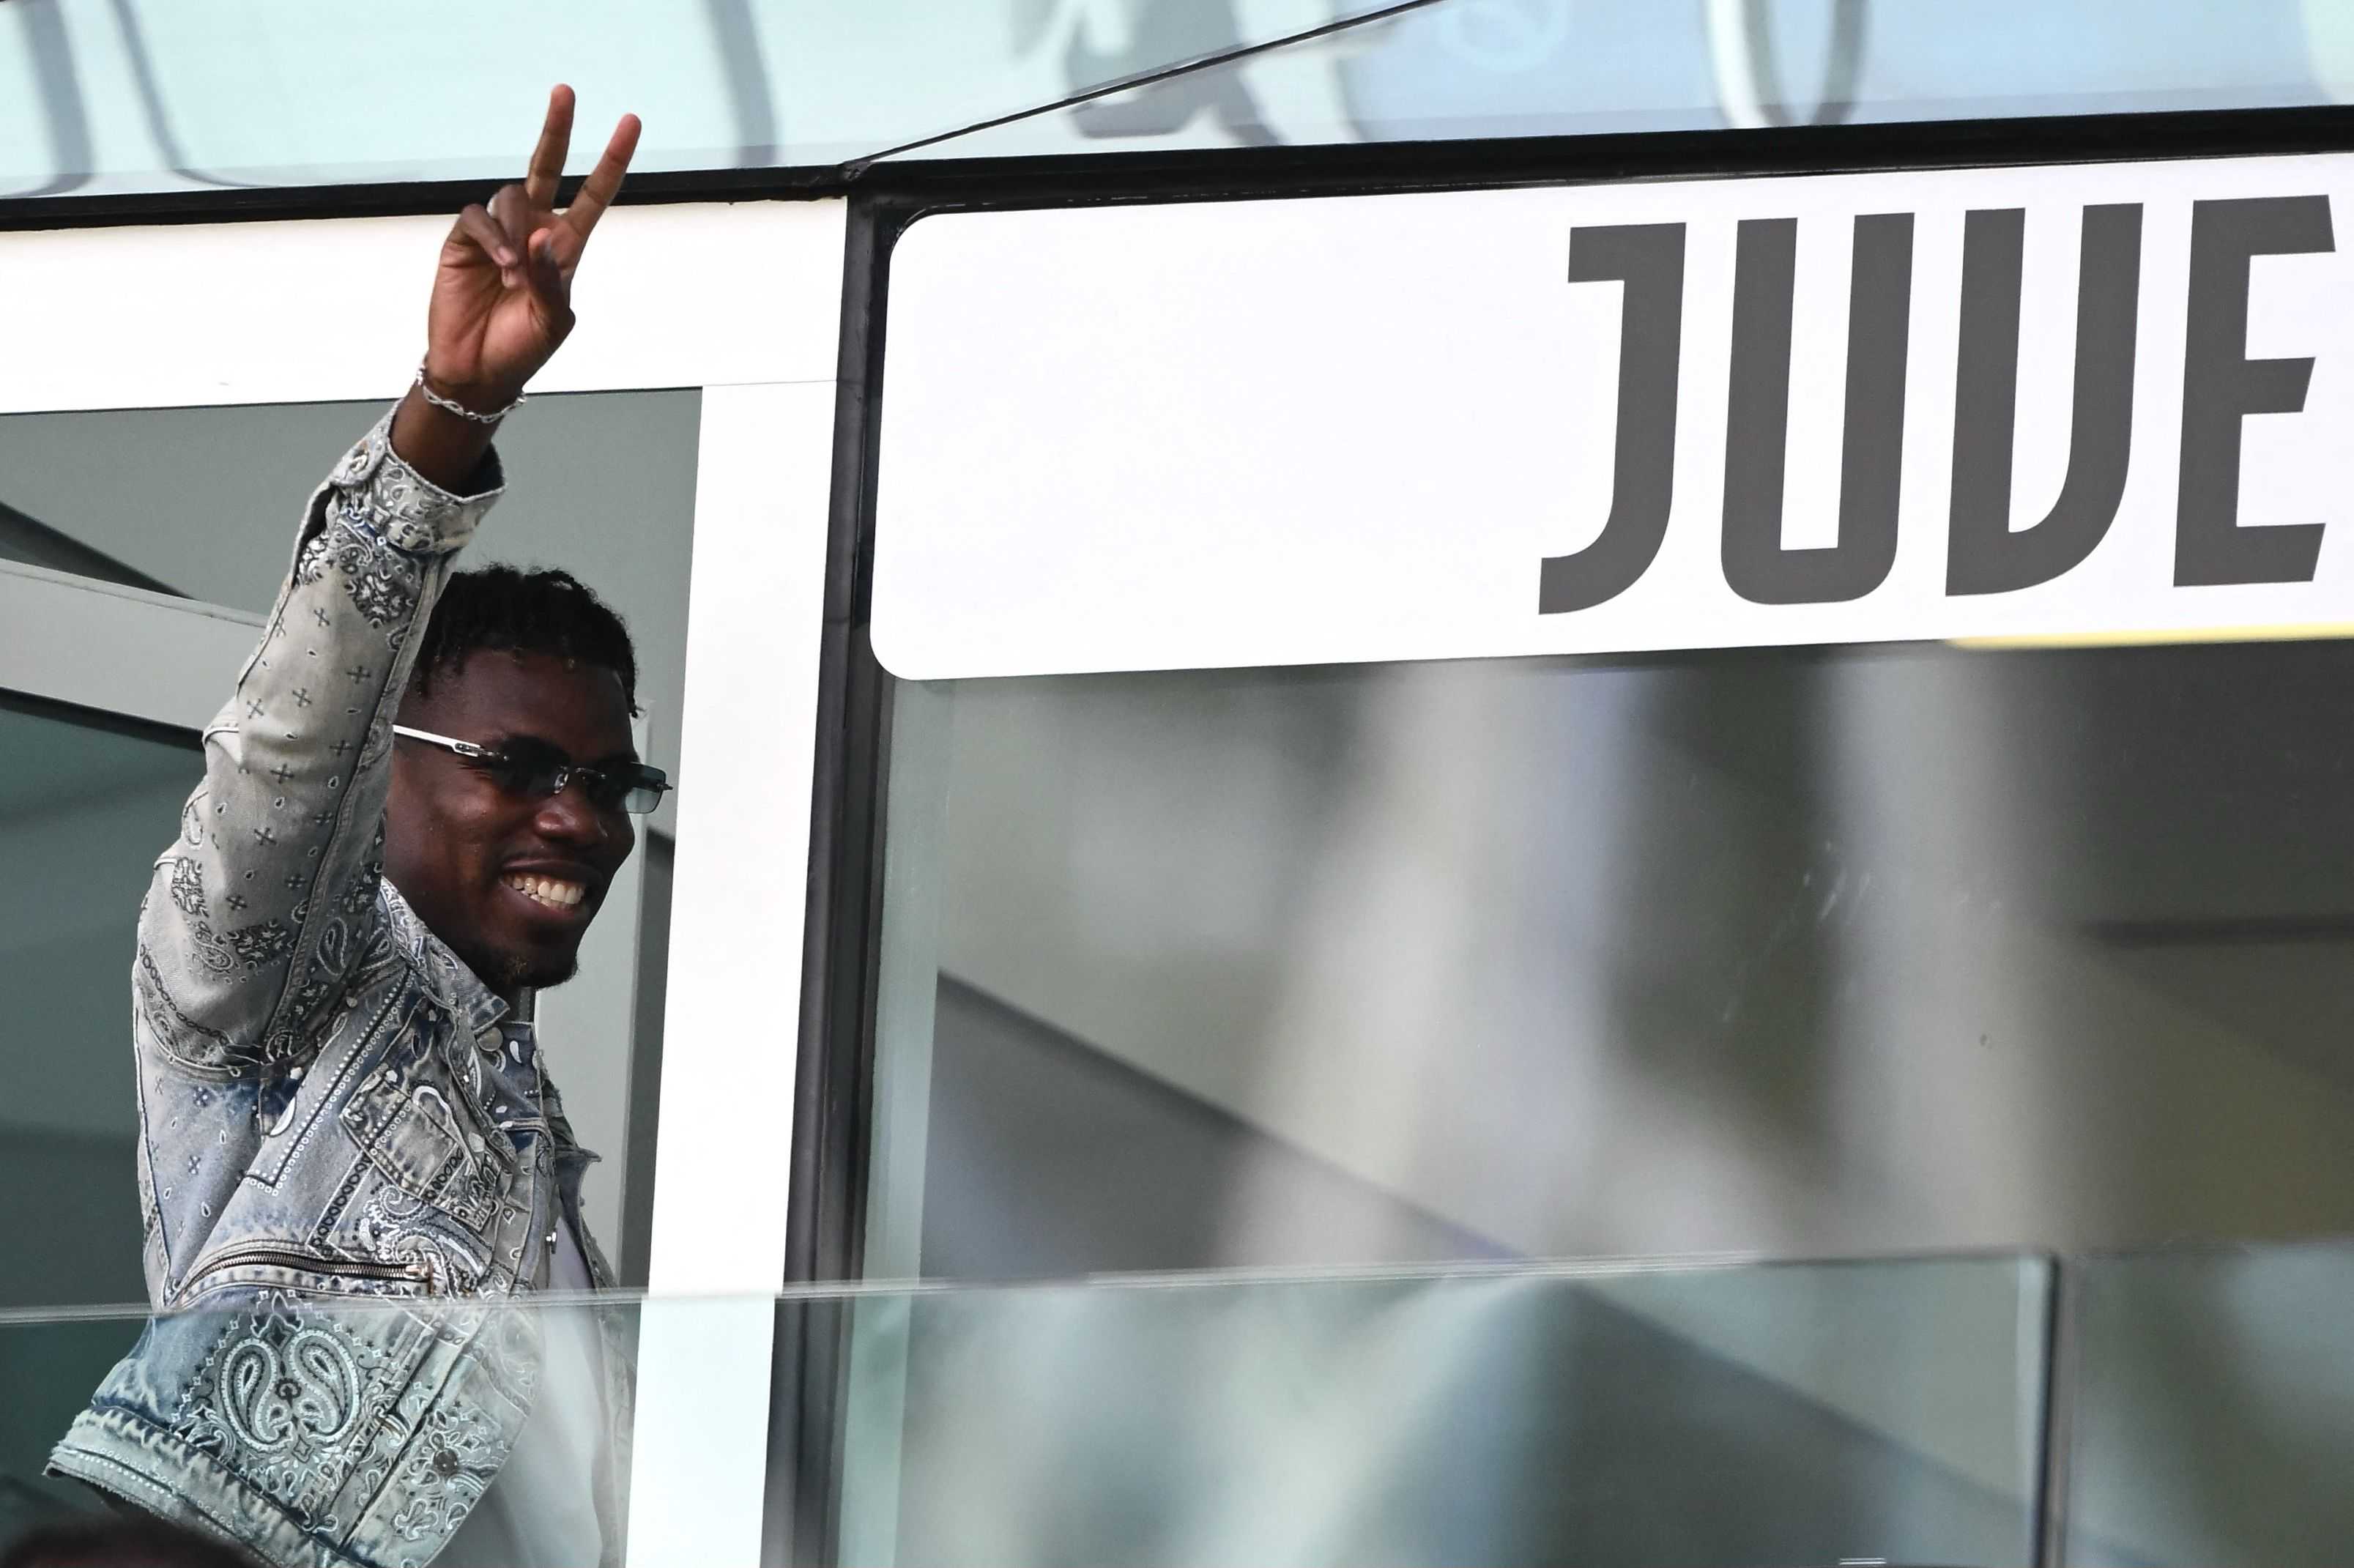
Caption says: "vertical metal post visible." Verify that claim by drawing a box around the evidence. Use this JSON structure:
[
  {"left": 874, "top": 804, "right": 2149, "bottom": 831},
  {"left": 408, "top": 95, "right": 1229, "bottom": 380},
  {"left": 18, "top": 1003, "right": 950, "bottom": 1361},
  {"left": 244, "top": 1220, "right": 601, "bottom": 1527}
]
[{"left": 2032, "top": 1253, "right": 2076, "bottom": 1567}]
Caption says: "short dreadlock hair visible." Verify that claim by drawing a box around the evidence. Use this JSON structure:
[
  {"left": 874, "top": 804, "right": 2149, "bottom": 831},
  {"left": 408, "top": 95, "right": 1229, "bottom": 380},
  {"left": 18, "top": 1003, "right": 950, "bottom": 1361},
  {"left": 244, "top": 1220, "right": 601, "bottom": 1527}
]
[{"left": 408, "top": 565, "right": 641, "bottom": 716}]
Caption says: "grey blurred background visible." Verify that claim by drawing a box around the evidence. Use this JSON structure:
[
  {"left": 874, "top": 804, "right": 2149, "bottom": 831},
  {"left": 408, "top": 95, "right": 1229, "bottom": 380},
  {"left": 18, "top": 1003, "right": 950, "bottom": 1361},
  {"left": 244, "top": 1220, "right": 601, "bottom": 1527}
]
[{"left": 861, "top": 637, "right": 2354, "bottom": 1566}]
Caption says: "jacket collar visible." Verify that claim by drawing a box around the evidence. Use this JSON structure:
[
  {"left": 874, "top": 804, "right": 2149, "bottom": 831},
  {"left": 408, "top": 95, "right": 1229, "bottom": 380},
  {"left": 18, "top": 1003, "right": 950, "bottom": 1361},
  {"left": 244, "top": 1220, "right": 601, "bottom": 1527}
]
[
  {"left": 378, "top": 879, "right": 511, "bottom": 1036},
  {"left": 380, "top": 880, "right": 607, "bottom": 1167}
]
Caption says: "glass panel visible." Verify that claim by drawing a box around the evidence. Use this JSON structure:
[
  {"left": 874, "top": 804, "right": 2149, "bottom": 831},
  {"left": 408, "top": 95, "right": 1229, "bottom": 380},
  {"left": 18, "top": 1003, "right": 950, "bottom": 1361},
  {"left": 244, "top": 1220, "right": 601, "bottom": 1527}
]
[
  {"left": 2062, "top": 1238, "right": 2354, "bottom": 1567},
  {"left": 868, "top": 1255, "right": 2051, "bottom": 1568},
  {"left": 897, "top": 0, "right": 2343, "bottom": 161},
  {"left": 0, "top": 1310, "right": 151, "bottom": 1537},
  {"left": 869, "top": 639, "right": 2354, "bottom": 1282},
  {"left": 0, "top": 1295, "right": 650, "bottom": 1548},
  {"left": 0, "top": 0, "right": 1401, "bottom": 197},
  {"left": 0, "top": 695, "right": 195, "bottom": 1311},
  {"left": 29, "top": 1252, "right": 2354, "bottom": 1568},
  {"left": 0, "top": 1258, "right": 2049, "bottom": 1565},
  {"left": 4, "top": 0, "right": 2349, "bottom": 196}
]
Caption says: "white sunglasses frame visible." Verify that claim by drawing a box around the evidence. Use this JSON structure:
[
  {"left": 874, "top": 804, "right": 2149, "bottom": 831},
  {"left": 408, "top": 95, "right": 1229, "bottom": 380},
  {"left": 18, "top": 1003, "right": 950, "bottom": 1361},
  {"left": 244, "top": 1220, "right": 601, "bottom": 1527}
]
[{"left": 390, "top": 724, "right": 672, "bottom": 813}]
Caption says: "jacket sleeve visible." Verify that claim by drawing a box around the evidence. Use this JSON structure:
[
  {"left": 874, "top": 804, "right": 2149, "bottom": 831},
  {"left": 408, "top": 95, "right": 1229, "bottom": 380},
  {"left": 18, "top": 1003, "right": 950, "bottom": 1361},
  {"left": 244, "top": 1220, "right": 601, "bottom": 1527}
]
[{"left": 134, "top": 409, "right": 503, "bottom": 1077}]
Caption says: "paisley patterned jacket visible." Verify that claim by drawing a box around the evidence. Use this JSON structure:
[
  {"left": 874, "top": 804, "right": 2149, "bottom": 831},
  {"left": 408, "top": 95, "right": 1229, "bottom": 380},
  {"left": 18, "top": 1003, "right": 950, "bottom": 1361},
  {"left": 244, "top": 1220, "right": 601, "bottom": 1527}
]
[{"left": 47, "top": 411, "right": 633, "bottom": 1568}]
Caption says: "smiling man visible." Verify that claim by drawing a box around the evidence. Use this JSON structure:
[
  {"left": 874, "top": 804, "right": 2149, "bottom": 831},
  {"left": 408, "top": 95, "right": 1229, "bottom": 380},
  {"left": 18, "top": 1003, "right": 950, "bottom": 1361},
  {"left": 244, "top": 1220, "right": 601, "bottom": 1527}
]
[
  {"left": 50, "top": 90, "right": 657, "bottom": 1568},
  {"left": 387, "top": 564, "right": 651, "bottom": 992}
]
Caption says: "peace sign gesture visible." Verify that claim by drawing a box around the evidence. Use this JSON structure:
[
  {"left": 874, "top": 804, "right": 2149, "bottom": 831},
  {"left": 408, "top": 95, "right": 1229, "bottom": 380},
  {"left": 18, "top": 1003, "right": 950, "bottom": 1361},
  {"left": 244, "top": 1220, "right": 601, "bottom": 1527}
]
[{"left": 423, "top": 85, "right": 641, "bottom": 416}]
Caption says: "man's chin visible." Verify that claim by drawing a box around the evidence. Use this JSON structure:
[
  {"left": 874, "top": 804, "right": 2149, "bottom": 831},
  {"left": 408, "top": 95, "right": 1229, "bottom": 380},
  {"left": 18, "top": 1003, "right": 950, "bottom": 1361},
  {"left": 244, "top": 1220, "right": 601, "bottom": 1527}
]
[
  {"left": 458, "top": 940, "right": 581, "bottom": 995},
  {"left": 516, "top": 953, "right": 582, "bottom": 991}
]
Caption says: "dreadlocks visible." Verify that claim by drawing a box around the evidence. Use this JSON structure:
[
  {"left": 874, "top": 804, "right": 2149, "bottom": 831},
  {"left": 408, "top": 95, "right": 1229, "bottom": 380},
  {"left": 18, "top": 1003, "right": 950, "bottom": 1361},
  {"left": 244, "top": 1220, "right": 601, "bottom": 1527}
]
[{"left": 408, "top": 565, "right": 641, "bottom": 716}]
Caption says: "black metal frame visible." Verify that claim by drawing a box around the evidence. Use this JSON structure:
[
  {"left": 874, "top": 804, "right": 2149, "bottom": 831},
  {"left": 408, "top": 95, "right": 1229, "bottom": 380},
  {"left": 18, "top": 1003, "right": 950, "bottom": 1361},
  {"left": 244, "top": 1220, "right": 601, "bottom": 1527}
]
[
  {"left": 0, "top": 683, "right": 201, "bottom": 750},
  {"left": 8, "top": 99, "right": 2354, "bottom": 233},
  {"left": 765, "top": 191, "right": 898, "bottom": 1568}
]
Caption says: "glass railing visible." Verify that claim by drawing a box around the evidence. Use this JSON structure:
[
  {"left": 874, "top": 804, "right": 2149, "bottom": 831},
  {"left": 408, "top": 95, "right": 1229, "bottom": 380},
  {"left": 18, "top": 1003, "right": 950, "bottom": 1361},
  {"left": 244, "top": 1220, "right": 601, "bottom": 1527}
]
[
  {"left": 5, "top": 1243, "right": 2344, "bottom": 1566},
  {"left": 831, "top": 1254, "right": 2053, "bottom": 1568},
  {"left": 4, "top": 0, "right": 2349, "bottom": 199},
  {"left": 2060, "top": 1240, "right": 2354, "bottom": 1566}
]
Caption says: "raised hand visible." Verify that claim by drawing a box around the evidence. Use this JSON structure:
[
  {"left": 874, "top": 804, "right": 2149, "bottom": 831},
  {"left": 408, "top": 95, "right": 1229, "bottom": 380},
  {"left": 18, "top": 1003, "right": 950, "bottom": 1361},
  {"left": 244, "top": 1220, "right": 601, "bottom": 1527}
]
[
  {"left": 393, "top": 87, "right": 639, "bottom": 488},
  {"left": 425, "top": 85, "right": 642, "bottom": 412}
]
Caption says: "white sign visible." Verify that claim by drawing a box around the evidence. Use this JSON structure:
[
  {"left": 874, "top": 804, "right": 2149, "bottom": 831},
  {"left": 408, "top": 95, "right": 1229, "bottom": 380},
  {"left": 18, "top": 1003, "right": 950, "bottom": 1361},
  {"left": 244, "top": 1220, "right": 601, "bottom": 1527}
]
[{"left": 873, "top": 155, "right": 2354, "bottom": 678}]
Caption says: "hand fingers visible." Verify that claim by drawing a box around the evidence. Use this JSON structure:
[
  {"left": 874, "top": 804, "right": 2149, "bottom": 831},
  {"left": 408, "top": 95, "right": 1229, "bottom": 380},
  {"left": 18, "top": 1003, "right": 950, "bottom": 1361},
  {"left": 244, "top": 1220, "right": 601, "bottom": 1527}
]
[
  {"left": 451, "top": 204, "right": 517, "bottom": 267},
  {"left": 524, "top": 83, "right": 576, "bottom": 208},
  {"left": 559, "top": 114, "right": 642, "bottom": 244},
  {"left": 530, "top": 230, "right": 568, "bottom": 296},
  {"left": 537, "top": 220, "right": 585, "bottom": 280},
  {"left": 524, "top": 230, "right": 576, "bottom": 332},
  {"left": 486, "top": 184, "right": 541, "bottom": 267}
]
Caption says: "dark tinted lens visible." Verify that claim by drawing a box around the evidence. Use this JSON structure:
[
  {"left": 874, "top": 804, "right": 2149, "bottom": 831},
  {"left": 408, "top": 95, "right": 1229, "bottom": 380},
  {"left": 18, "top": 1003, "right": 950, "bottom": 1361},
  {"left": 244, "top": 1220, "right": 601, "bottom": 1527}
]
[
  {"left": 480, "top": 738, "right": 572, "bottom": 798},
  {"left": 605, "top": 766, "right": 670, "bottom": 815}
]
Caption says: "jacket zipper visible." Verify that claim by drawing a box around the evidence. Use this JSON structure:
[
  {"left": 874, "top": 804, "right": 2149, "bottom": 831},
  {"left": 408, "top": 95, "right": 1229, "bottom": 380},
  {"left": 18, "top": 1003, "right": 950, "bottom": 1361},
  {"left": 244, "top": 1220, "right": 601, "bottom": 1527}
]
[{"left": 176, "top": 1244, "right": 435, "bottom": 1304}]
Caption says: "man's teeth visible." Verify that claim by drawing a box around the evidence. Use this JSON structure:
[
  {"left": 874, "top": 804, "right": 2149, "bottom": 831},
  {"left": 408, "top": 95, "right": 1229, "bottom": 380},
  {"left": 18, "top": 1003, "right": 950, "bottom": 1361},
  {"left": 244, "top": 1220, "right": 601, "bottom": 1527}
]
[{"left": 503, "top": 874, "right": 585, "bottom": 909}]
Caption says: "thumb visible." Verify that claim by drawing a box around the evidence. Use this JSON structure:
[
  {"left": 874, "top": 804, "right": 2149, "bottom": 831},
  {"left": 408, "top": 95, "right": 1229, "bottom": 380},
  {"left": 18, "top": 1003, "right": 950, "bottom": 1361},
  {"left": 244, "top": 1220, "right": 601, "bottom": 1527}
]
[
  {"left": 524, "top": 231, "right": 575, "bottom": 338},
  {"left": 527, "top": 230, "right": 568, "bottom": 305}
]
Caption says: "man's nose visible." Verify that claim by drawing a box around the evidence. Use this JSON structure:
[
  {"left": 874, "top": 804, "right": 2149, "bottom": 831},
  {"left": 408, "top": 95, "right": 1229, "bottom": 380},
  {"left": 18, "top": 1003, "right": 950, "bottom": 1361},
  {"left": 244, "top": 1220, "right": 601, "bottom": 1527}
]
[{"left": 531, "top": 775, "right": 611, "bottom": 844}]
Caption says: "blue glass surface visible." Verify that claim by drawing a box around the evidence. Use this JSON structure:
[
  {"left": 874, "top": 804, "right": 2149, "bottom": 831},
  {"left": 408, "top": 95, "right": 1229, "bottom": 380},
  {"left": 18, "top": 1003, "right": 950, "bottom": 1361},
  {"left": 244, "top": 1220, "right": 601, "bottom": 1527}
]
[
  {"left": 1, "top": 0, "right": 2343, "bottom": 197},
  {"left": 897, "top": 0, "right": 2336, "bottom": 159}
]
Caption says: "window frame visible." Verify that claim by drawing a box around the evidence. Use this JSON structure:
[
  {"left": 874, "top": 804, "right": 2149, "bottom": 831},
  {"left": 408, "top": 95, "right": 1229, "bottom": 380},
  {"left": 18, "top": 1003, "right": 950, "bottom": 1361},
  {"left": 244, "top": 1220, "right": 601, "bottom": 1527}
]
[
  {"left": 0, "top": 191, "right": 847, "bottom": 1568},
  {"left": 794, "top": 102, "right": 2354, "bottom": 1567}
]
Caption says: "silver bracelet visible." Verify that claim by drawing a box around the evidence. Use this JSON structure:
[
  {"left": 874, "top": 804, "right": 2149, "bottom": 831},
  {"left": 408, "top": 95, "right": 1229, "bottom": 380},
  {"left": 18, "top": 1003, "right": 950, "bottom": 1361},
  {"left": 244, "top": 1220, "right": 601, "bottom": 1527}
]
[{"left": 414, "top": 364, "right": 526, "bottom": 424}]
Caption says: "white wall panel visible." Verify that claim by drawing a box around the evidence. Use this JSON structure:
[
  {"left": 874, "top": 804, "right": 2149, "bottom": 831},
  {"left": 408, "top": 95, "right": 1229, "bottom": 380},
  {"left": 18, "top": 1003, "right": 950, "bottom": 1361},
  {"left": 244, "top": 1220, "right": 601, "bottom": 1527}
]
[{"left": 0, "top": 201, "right": 842, "bottom": 412}]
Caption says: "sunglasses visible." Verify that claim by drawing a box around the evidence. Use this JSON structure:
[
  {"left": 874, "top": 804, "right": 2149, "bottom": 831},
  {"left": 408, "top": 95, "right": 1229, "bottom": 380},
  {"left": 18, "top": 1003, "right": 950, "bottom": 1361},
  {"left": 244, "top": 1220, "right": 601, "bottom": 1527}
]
[{"left": 393, "top": 726, "right": 672, "bottom": 815}]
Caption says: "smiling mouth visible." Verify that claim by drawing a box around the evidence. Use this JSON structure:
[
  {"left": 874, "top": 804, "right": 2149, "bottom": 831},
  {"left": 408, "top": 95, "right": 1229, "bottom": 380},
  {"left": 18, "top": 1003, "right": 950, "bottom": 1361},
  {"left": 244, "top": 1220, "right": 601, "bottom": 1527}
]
[{"left": 502, "top": 873, "right": 587, "bottom": 911}]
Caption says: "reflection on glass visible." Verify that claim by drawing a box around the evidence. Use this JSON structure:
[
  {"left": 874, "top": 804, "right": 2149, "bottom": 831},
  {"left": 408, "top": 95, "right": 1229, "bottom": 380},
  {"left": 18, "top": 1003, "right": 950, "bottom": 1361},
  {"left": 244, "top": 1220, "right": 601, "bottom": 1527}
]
[
  {"left": 2, "top": 0, "right": 2348, "bottom": 195},
  {"left": 0, "top": 0, "right": 1397, "bottom": 196},
  {"left": 5, "top": 1250, "right": 2344, "bottom": 1567},
  {"left": 2062, "top": 1239, "right": 2354, "bottom": 1567},
  {"left": 872, "top": 639, "right": 2354, "bottom": 1282},
  {"left": 0, "top": 1313, "right": 146, "bottom": 1540},
  {"left": 900, "top": 0, "right": 2340, "bottom": 160},
  {"left": 1, "top": 1293, "right": 644, "bottom": 1557},
  {"left": 0, "top": 694, "right": 194, "bottom": 1312},
  {"left": 867, "top": 1256, "right": 2051, "bottom": 1568},
  {"left": 0, "top": 1261, "right": 2046, "bottom": 1567}
]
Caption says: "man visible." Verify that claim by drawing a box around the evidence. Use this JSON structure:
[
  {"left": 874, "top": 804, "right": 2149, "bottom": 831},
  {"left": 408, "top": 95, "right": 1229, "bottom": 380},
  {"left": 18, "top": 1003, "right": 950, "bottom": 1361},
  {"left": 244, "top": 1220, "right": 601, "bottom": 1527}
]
[{"left": 49, "top": 89, "right": 657, "bottom": 1568}]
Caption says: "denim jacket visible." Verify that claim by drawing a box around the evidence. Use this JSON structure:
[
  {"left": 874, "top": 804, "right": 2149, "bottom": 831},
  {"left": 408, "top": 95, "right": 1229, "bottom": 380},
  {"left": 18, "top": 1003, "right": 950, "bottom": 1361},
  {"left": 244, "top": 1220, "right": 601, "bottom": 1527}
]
[{"left": 48, "top": 412, "right": 633, "bottom": 1568}]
